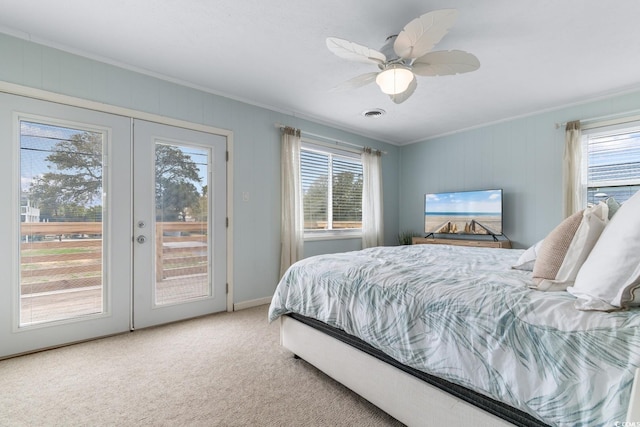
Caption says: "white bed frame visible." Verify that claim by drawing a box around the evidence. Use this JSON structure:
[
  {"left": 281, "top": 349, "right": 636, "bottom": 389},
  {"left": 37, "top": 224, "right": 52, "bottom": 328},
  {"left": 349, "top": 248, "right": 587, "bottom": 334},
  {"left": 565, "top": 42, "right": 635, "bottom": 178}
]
[{"left": 280, "top": 315, "right": 640, "bottom": 427}]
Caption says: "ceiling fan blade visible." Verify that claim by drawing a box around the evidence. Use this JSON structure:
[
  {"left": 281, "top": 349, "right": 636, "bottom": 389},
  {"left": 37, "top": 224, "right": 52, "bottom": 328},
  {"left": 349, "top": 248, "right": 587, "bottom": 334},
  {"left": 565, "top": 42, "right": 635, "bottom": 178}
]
[
  {"left": 389, "top": 76, "right": 417, "bottom": 104},
  {"left": 326, "top": 37, "right": 386, "bottom": 65},
  {"left": 394, "top": 9, "right": 458, "bottom": 59},
  {"left": 412, "top": 50, "right": 480, "bottom": 76},
  {"left": 330, "top": 72, "right": 379, "bottom": 92}
]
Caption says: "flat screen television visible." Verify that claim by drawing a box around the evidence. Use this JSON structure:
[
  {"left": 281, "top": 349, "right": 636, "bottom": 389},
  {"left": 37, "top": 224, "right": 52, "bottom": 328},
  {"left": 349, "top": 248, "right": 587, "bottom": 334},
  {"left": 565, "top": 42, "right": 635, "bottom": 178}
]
[{"left": 424, "top": 189, "right": 503, "bottom": 236}]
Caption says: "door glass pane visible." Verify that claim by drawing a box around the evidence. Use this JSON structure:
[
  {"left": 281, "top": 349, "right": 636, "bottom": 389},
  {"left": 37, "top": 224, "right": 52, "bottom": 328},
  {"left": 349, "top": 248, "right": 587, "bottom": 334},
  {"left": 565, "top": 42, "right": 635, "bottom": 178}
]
[
  {"left": 20, "top": 120, "right": 105, "bottom": 326},
  {"left": 155, "top": 142, "right": 210, "bottom": 305}
]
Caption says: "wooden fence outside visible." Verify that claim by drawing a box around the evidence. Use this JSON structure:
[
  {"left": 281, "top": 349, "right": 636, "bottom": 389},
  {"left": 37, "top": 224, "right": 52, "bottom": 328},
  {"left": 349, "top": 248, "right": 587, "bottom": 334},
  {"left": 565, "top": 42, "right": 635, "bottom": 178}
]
[
  {"left": 20, "top": 221, "right": 208, "bottom": 295},
  {"left": 304, "top": 220, "right": 362, "bottom": 230}
]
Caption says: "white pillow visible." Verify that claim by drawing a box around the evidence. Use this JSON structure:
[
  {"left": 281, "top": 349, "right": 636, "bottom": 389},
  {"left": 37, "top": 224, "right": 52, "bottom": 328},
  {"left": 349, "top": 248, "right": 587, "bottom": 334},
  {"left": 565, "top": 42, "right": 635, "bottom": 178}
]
[
  {"left": 568, "top": 190, "right": 640, "bottom": 310},
  {"left": 531, "top": 202, "right": 608, "bottom": 291},
  {"left": 512, "top": 239, "right": 543, "bottom": 271}
]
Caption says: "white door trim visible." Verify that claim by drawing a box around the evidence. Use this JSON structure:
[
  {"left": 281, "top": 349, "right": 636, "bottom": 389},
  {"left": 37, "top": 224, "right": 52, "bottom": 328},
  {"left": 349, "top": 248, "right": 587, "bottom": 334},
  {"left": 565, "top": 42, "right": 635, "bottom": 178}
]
[{"left": 0, "top": 80, "right": 235, "bottom": 313}]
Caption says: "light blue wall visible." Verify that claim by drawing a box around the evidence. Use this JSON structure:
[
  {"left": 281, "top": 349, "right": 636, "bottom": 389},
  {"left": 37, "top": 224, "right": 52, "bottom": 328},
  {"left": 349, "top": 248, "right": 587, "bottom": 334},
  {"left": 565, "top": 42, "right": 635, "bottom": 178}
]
[
  {"left": 399, "top": 90, "right": 640, "bottom": 249},
  {"left": 0, "top": 33, "right": 400, "bottom": 304}
]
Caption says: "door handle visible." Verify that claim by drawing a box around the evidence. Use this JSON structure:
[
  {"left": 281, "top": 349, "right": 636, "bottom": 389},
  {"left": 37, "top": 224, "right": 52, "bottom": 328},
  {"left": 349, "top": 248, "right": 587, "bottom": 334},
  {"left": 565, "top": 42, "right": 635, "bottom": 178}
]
[{"left": 136, "top": 235, "right": 147, "bottom": 244}]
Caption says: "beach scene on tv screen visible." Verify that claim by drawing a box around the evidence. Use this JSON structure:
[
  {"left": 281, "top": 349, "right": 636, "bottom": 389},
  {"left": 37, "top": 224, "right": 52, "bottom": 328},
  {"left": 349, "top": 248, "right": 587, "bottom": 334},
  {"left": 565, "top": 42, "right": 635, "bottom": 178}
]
[{"left": 425, "top": 190, "right": 502, "bottom": 235}]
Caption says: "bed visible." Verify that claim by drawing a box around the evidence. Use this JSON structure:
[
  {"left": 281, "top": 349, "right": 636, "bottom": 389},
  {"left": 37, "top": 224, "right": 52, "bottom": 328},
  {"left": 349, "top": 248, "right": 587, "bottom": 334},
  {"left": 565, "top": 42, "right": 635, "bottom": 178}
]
[{"left": 268, "top": 243, "right": 640, "bottom": 427}]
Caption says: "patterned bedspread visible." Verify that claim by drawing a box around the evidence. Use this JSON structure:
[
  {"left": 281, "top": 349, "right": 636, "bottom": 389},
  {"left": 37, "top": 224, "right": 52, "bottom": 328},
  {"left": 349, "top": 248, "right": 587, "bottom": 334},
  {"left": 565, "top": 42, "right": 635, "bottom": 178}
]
[{"left": 268, "top": 244, "right": 640, "bottom": 426}]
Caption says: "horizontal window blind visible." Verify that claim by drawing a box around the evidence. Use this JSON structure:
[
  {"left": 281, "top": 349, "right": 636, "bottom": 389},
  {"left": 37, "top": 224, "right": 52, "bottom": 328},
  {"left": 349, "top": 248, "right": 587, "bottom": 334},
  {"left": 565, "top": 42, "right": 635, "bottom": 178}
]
[
  {"left": 301, "top": 146, "right": 363, "bottom": 232},
  {"left": 586, "top": 126, "right": 640, "bottom": 204},
  {"left": 332, "top": 156, "right": 362, "bottom": 229},
  {"left": 301, "top": 149, "right": 328, "bottom": 229}
]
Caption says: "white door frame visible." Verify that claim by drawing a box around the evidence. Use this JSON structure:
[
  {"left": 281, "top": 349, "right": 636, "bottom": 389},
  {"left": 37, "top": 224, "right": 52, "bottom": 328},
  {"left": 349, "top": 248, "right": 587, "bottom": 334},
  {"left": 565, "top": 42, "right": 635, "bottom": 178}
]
[{"left": 0, "top": 81, "right": 235, "bottom": 317}]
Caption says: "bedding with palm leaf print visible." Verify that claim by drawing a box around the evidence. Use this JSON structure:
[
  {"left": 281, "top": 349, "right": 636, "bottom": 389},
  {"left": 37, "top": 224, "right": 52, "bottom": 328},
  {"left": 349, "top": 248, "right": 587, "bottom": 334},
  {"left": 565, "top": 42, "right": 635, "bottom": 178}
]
[{"left": 268, "top": 244, "right": 640, "bottom": 427}]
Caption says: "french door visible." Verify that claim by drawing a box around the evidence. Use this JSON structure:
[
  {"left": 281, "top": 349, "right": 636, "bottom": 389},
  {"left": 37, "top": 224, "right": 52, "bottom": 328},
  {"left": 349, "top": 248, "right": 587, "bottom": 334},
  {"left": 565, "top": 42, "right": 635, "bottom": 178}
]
[
  {"left": 132, "top": 119, "right": 227, "bottom": 329},
  {"left": 0, "top": 94, "right": 227, "bottom": 358},
  {"left": 0, "top": 93, "right": 132, "bottom": 358}
]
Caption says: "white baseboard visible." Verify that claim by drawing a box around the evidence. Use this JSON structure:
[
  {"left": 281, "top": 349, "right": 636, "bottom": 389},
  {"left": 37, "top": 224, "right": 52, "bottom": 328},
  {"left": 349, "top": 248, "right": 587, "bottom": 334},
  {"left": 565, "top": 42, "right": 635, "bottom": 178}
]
[{"left": 234, "top": 296, "right": 272, "bottom": 311}]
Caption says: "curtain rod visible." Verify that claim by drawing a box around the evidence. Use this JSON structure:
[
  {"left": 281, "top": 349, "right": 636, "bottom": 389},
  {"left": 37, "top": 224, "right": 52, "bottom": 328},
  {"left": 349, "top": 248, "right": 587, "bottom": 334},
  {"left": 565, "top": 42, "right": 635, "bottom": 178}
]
[
  {"left": 274, "top": 123, "right": 387, "bottom": 154},
  {"left": 555, "top": 109, "right": 640, "bottom": 130}
]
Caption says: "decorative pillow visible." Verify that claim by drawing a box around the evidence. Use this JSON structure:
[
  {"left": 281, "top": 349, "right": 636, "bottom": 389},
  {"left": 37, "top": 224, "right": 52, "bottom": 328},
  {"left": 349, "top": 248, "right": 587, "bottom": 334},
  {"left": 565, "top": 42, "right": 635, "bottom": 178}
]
[
  {"left": 568, "top": 190, "right": 640, "bottom": 311},
  {"left": 512, "top": 239, "right": 543, "bottom": 271},
  {"left": 606, "top": 196, "right": 621, "bottom": 219},
  {"left": 531, "top": 202, "right": 608, "bottom": 291}
]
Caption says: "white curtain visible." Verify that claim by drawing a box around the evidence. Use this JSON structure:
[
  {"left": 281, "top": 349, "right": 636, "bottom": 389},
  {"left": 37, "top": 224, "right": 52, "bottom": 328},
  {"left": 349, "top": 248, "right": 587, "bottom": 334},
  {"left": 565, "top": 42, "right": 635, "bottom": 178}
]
[
  {"left": 563, "top": 120, "right": 584, "bottom": 218},
  {"left": 361, "top": 148, "right": 384, "bottom": 248},
  {"left": 279, "top": 127, "right": 304, "bottom": 278}
]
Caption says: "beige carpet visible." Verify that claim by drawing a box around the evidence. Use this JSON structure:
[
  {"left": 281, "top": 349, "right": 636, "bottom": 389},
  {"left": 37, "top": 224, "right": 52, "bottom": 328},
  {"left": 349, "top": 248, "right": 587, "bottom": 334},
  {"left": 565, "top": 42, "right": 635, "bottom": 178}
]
[{"left": 0, "top": 305, "right": 404, "bottom": 426}]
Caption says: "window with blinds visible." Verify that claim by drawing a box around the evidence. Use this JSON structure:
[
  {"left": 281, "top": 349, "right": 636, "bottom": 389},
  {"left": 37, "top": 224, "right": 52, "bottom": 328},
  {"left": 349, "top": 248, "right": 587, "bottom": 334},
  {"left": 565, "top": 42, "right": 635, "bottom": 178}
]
[
  {"left": 301, "top": 144, "right": 362, "bottom": 233},
  {"left": 585, "top": 124, "right": 640, "bottom": 205}
]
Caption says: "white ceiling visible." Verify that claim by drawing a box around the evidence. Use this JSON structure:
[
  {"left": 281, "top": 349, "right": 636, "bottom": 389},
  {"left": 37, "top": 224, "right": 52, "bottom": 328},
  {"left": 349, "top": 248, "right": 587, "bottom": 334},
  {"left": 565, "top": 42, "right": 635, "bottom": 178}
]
[{"left": 1, "top": 1, "right": 640, "bottom": 145}]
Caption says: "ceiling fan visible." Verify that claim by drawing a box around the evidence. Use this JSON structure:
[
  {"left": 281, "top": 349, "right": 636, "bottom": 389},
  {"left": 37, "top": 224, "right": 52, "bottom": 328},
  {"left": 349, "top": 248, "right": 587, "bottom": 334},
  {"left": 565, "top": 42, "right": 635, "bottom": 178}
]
[{"left": 326, "top": 9, "right": 480, "bottom": 104}]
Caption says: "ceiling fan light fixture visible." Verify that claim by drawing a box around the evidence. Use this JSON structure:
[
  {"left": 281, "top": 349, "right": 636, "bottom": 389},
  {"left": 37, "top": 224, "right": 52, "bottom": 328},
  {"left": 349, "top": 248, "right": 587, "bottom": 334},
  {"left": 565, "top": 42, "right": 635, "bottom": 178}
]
[
  {"left": 376, "top": 65, "right": 413, "bottom": 95},
  {"left": 327, "top": 9, "right": 478, "bottom": 104}
]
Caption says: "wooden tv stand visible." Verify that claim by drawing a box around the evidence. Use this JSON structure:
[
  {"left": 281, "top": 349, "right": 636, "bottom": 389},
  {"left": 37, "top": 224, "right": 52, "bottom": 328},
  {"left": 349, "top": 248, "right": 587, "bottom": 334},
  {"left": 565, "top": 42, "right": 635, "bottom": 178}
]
[{"left": 412, "top": 237, "right": 512, "bottom": 249}]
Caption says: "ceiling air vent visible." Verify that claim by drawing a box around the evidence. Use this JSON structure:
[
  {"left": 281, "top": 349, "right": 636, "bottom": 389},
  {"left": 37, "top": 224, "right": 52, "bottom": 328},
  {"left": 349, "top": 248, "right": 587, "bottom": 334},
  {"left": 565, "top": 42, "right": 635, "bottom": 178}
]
[{"left": 362, "top": 109, "right": 386, "bottom": 118}]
